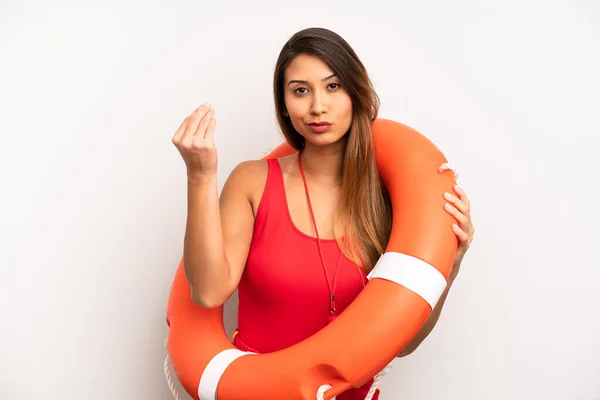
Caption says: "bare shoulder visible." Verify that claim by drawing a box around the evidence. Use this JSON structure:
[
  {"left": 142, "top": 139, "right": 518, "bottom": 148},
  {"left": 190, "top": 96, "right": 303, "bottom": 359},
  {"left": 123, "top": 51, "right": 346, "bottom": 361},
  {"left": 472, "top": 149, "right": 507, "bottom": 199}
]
[
  {"left": 223, "top": 159, "right": 269, "bottom": 217},
  {"left": 227, "top": 159, "right": 267, "bottom": 182}
]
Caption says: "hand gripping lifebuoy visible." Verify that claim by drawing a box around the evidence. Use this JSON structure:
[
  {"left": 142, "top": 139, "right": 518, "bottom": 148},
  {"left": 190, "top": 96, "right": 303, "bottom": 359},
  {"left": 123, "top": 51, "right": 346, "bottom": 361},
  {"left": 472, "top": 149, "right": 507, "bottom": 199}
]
[{"left": 165, "top": 118, "right": 458, "bottom": 400}]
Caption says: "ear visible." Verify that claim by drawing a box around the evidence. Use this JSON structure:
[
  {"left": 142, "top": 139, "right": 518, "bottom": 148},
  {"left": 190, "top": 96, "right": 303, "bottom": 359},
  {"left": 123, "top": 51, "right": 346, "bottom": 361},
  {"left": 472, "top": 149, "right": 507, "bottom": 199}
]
[{"left": 282, "top": 108, "right": 289, "bottom": 117}]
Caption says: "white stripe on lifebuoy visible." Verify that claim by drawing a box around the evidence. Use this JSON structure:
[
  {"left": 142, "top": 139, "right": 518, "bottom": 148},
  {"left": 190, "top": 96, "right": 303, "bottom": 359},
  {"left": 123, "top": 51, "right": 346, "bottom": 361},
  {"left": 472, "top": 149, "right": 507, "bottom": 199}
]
[
  {"left": 367, "top": 252, "right": 447, "bottom": 309},
  {"left": 198, "top": 349, "right": 253, "bottom": 400}
]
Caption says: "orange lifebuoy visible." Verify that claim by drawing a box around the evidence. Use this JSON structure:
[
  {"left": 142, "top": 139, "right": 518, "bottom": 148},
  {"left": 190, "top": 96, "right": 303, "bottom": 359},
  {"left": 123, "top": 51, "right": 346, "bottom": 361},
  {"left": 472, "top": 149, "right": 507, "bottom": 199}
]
[{"left": 165, "top": 118, "right": 458, "bottom": 400}]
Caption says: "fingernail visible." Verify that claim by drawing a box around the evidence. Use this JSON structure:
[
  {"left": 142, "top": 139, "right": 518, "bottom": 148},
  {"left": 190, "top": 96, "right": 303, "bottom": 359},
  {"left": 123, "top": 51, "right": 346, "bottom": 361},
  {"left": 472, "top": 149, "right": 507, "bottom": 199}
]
[
  {"left": 445, "top": 203, "right": 453, "bottom": 211},
  {"left": 444, "top": 192, "right": 452, "bottom": 200}
]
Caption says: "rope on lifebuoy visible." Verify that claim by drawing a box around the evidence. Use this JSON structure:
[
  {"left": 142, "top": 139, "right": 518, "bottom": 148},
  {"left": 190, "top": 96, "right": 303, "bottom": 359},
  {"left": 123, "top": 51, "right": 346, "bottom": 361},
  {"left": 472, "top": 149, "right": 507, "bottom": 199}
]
[
  {"left": 365, "top": 360, "right": 394, "bottom": 400},
  {"left": 164, "top": 339, "right": 183, "bottom": 400},
  {"left": 316, "top": 384, "right": 335, "bottom": 400},
  {"left": 439, "top": 162, "right": 459, "bottom": 180}
]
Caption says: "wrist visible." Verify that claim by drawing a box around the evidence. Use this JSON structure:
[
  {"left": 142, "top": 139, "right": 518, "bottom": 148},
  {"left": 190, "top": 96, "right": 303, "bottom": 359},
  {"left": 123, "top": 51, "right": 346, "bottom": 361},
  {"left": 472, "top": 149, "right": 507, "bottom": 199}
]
[
  {"left": 187, "top": 172, "right": 217, "bottom": 186},
  {"left": 449, "top": 254, "right": 464, "bottom": 280},
  {"left": 448, "top": 265, "right": 461, "bottom": 285},
  {"left": 447, "top": 274, "right": 457, "bottom": 287}
]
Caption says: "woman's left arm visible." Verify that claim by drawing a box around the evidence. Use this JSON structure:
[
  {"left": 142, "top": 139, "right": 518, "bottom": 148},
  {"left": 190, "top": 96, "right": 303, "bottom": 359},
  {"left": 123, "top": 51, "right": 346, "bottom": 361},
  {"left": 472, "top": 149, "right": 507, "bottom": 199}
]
[{"left": 397, "top": 185, "right": 475, "bottom": 357}]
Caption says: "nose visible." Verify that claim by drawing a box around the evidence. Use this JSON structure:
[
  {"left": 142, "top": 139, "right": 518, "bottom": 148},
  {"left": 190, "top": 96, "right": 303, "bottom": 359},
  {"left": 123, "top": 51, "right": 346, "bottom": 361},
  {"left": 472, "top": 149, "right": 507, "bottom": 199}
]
[{"left": 310, "top": 91, "right": 327, "bottom": 115}]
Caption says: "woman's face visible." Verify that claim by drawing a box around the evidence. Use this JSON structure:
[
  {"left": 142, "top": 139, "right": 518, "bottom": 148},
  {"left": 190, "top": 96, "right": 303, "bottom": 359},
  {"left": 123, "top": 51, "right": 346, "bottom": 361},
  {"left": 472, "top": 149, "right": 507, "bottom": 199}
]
[{"left": 283, "top": 54, "right": 353, "bottom": 148}]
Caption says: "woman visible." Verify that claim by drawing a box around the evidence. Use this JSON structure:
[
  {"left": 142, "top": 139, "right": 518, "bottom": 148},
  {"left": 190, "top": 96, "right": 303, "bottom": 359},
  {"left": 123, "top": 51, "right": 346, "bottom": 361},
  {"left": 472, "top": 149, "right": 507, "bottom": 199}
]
[{"left": 171, "top": 27, "right": 474, "bottom": 400}]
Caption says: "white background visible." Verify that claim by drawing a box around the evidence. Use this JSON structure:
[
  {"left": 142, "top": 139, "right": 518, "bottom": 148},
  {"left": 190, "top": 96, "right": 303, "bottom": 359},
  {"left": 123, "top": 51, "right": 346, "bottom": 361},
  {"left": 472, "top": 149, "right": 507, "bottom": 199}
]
[{"left": 1, "top": 1, "right": 599, "bottom": 399}]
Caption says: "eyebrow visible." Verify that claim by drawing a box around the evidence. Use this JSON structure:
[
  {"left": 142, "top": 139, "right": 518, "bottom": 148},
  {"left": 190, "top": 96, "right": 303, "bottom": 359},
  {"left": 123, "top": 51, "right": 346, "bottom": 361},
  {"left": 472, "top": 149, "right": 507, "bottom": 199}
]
[{"left": 287, "top": 74, "right": 337, "bottom": 86}]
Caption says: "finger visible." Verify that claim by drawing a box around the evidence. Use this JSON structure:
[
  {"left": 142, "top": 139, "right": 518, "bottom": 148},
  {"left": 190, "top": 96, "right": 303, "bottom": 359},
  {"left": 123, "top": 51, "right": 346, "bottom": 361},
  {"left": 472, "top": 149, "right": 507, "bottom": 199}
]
[
  {"left": 204, "top": 117, "right": 217, "bottom": 147},
  {"left": 453, "top": 185, "right": 471, "bottom": 210},
  {"left": 182, "top": 103, "right": 211, "bottom": 147},
  {"left": 452, "top": 223, "right": 470, "bottom": 244},
  {"left": 192, "top": 114, "right": 216, "bottom": 149},
  {"left": 444, "top": 203, "right": 469, "bottom": 226},
  {"left": 172, "top": 116, "right": 189, "bottom": 144},
  {"left": 444, "top": 191, "right": 468, "bottom": 215},
  {"left": 194, "top": 106, "right": 215, "bottom": 141}
]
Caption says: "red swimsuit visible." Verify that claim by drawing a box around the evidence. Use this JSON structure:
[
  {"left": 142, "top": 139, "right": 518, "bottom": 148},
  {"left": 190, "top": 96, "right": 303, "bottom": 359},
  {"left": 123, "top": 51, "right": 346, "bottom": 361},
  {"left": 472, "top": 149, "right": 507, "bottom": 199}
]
[{"left": 233, "top": 158, "right": 381, "bottom": 399}]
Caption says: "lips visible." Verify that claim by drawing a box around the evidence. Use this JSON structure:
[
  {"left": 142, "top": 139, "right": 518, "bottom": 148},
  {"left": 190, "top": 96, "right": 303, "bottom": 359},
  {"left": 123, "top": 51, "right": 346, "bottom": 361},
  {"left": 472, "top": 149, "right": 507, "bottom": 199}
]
[{"left": 307, "top": 122, "right": 332, "bottom": 133}]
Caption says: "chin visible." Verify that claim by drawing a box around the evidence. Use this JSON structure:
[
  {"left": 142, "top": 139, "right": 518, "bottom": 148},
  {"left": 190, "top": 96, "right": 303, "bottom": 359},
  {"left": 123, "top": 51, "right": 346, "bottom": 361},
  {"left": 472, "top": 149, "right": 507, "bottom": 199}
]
[{"left": 303, "top": 131, "right": 348, "bottom": 147}]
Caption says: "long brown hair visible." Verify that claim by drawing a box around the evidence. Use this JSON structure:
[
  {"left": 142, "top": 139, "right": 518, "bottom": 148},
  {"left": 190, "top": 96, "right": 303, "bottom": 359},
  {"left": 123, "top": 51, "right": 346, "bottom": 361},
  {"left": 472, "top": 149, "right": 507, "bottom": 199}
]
[{"left": 273, "top": 27, "right": 392, "bottom": 272}]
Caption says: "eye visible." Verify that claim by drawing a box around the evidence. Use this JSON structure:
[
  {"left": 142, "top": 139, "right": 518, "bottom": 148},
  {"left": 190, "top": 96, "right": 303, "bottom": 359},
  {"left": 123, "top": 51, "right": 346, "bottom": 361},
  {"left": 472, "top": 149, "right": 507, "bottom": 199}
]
[
  {"left": 328, "top": 82, "right": 341, "bottom": 90},
  {"left": 294, "top": 87, "right": 308, "bottom": 95}
]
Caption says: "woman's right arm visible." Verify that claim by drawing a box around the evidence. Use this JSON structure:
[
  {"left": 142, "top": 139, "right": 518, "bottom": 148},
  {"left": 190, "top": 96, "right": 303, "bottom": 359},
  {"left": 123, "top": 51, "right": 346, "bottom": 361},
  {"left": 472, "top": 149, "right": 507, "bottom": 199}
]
[
  {"left": 172, "top": 103, "right": 257, "bottom": 308},
  {"left": 183, "top": 162, "right": 257, "bottom": 308}
]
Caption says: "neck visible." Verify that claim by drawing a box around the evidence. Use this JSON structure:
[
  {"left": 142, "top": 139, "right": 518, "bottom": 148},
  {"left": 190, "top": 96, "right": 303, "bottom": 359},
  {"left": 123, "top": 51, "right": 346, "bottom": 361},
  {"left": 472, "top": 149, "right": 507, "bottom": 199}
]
[{"left": 299, "top": 140, "right": 346, "bottom": 186}]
